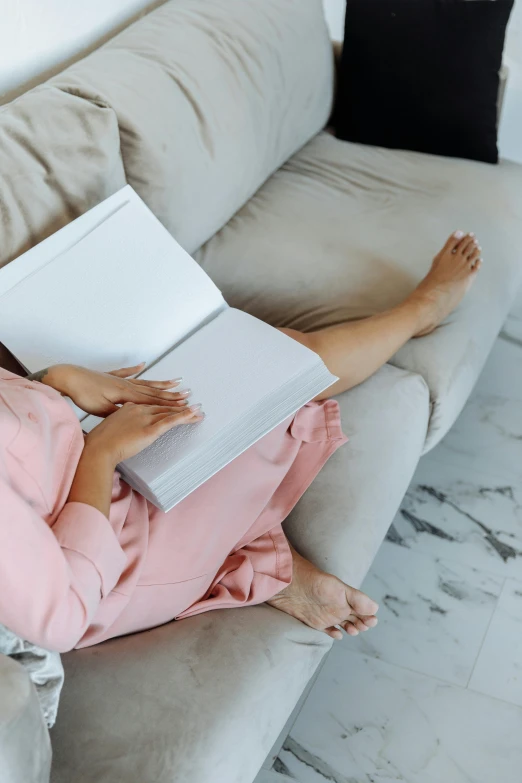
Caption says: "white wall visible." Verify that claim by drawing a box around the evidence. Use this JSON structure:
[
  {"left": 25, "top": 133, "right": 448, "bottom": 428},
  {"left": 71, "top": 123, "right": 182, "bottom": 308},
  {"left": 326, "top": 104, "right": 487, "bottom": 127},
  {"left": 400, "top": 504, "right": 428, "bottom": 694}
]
[
  {"left": 499, "top": 7, "right": 522, "bottom": 164},
  {"left": 0, "top": 0, "right": 520, "bottom": 162},
  {"left": 323, "top": 0, "right": 522, "bottom": 163},
  {"left": 0, "top": 0, "right": 162, "bottom": 103}
]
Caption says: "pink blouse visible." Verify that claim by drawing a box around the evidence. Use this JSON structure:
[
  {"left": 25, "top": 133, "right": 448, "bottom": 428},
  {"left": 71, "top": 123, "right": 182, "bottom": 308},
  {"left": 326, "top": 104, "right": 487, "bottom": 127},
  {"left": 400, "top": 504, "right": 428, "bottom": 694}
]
[
  {"left": 0, "top": 367, "right": 346, "bottom": 652},
  {"left": 0, "top": 368, "right": 129, "bottom": 651}
]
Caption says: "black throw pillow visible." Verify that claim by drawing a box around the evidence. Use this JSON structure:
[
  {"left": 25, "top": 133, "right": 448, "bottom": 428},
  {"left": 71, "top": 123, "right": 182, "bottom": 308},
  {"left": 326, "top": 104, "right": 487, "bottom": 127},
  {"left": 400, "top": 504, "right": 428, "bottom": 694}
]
[{"left": 335, "top": 0, "right": 514, "bottom": 163}]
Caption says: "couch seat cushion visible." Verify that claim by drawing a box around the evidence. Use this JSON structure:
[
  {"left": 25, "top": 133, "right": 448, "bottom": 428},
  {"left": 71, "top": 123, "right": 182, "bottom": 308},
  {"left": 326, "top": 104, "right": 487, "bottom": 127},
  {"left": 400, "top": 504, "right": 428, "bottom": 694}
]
[
  {"left": 197, "top": 131, "right": 522, "bottom": 448},
  {"left": 51, "top": 606, "right": 330, "bottom": 783},
  {"left": 50, "top": 362, "right": 428, "bottom": 783}
]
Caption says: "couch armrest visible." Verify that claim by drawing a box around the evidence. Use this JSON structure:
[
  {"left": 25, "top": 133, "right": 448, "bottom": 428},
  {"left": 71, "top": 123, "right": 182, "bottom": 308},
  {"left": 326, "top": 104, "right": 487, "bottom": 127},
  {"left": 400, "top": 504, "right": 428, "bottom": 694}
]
[
  {"left": 0, "top": 655, "right": 51, "bottom": 783},
  {"left": 331, "top": 41, "right": 509, "bottom": 129}
]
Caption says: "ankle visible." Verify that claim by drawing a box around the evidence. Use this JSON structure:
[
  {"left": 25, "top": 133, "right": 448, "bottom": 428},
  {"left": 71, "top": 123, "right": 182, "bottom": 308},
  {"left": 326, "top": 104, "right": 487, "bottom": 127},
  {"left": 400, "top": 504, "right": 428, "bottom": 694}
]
[{"left": 398, "top": 294, "right": 432, "bottom": 335}]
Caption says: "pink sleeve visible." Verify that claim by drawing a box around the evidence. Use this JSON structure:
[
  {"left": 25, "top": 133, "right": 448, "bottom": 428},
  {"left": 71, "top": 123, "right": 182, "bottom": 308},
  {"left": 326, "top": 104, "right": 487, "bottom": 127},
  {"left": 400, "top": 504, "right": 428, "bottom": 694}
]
[
  {"left": 0, "top": 478, "right": 127, "bottom": 652},
  {"left": 0, "top": 367, "right": 23, "bottom": 381}
]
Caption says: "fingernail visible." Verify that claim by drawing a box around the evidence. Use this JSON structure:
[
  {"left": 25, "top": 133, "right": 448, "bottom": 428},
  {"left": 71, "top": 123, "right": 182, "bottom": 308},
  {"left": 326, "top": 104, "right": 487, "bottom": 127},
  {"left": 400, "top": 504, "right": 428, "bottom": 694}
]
[
  {"left": 170, "top": 377, "right": 183, "bottom": 384},
  {"left": 189, "top": 403, "right": 202, "bottom": 412},
  {"left": 454, "top": 230, "right": 464, "bottom": 239},
  {"left": 178, "top": 389, "right": 191, "bottom": 397}
]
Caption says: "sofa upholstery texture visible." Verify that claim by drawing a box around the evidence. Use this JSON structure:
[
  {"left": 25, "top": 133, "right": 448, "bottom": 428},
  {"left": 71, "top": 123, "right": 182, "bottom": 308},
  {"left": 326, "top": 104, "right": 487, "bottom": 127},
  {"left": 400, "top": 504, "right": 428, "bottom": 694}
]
[{"left": 0, "top": 1, "right": 521, "bottom": 782}]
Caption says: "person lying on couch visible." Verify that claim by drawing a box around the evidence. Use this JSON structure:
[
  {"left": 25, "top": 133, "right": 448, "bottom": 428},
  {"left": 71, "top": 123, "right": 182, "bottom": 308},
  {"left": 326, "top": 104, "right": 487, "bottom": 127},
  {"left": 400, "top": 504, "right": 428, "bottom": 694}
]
[{"left": 0, "top": 231, "right": 481, "bottom": 652}]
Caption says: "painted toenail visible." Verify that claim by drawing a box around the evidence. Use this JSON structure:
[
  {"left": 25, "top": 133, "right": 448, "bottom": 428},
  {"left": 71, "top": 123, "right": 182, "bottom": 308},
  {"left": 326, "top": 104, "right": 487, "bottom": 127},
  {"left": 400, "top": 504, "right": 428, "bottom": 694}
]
[{"left": 454, "top": 230, "right": 464, "bottom": 239}]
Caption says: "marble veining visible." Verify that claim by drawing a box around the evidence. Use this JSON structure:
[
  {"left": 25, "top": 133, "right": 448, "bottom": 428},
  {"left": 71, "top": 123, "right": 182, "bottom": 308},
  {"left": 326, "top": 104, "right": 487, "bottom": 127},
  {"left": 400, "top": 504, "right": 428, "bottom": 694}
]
[
  {"left": 260, "top": 293, "right": 522, "bottom": 783},
  {"left": 345, "top": 542, "right": 503, "bottom": 685},
  {"left": 388, "top": 458, "right": 522, "bottom": 579},
  {"left": 430, "top": 392, "right": 522, "bottom": 484},
  {"left": 468, "top": 578, "right": 522, "bottom": 707},
  {"left": 277, "top": 649, "right": 522, "bottom": 783},
  {"left": 254, "top": 769, "right": 295, "bottom": 783},
  {"left": 499, "top": 328, "right": 522, "bottom": 349}
]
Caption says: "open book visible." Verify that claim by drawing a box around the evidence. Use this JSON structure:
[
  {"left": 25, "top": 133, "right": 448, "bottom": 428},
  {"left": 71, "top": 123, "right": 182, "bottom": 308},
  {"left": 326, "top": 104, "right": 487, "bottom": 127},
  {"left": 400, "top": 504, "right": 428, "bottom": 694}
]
[{"left": 0, "top": 186, "right": 337, "bottom": 511}]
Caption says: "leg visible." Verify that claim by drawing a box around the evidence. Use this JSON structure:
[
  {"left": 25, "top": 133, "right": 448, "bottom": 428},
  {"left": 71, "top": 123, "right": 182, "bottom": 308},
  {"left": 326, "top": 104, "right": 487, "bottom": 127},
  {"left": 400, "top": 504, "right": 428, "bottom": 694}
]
[
  {"left": 266, "top": 231, "right": 482, "bottom": 639},
  {"left": 268, "top": 544, "right": 379, "bottom": 640},
  {"left": 281, "top": 231, "right": 482, "bottom": 398}
]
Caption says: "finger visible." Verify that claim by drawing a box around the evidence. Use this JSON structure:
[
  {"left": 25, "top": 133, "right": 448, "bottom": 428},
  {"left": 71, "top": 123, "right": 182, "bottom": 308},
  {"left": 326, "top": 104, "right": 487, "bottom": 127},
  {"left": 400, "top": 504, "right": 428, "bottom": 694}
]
[
  {"left": 132, "top": 387, "right": 191, "bottom": 403},
  {"left": 119, "top": 389, "right": 190, "bottom": 407},
  {"left": 130, "top": 378, "right": 183, "bottom": 390},
  {"left": 152, "top": 407, "right": 204, "bottom": 434},
  {"left": 148, "top": 403, "right": 203, "bottom": 418},
  {"left": 153, "top": 411, "right": 203, "bottom": 427},
  {"left": 99, "top": 401, "right": 120, "bottom": 416},
  {"left": 130, "top": 392, "right": 190, "bottom": 408},
  {"left": 132, "top": 404, "right": 187, "bottom": 415},
  {"left": 108, "top": 363, "right": 146, "bottom": 378}
]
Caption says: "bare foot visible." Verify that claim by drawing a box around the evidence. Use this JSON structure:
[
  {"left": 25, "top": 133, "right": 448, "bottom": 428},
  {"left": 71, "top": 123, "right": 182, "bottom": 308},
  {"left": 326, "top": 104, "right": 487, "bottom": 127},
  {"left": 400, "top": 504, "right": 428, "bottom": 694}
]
[
  {"left": 410, "top": 230, "right": 483, "bottom": 337},
  {"left": 267, "top": 546, "right": 379, "bottom": 641}
]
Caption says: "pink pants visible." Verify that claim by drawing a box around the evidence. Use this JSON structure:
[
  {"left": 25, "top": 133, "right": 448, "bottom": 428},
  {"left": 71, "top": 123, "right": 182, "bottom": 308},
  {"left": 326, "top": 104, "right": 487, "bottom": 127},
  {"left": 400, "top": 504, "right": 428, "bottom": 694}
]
[{"left": 79, "top": 400, "right": 347, "bottom": 648}]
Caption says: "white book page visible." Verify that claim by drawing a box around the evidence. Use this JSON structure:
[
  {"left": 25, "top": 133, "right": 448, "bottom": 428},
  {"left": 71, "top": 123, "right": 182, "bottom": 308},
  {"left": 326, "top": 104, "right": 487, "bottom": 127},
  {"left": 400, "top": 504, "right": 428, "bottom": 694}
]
[
  {"left": 0, "top": 187, "right": 225, "bottom": 373},
  {"left": 83, "top": 308, "right": 326, "bottom": 484}
]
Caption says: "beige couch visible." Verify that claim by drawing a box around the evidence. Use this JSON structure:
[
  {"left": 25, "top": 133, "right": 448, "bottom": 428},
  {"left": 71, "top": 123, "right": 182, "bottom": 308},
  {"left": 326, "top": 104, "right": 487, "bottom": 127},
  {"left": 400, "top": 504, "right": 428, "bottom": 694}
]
[{"left": 1, "top": 1, "right": 521, "bottom": 782}]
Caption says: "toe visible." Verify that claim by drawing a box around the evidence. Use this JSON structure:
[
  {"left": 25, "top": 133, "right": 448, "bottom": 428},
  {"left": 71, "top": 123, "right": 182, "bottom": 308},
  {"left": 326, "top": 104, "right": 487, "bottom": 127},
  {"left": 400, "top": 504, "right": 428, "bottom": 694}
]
[
  {"left": 346, "top": 586, "right": 379, "bottom": 617},
  {"left": 325, "top": 626, "right": 344, "bottom": 641},
  {"left": 451, "top": 232, "right": 472, "bottom": 255},
  {"left": 467, "top": 244, "right": 481, "bottom": 264},
  {"left": 341, "top": 621, "right": 360, "bottom": 636},
  {"left": 352, "top": 617, "right": 372, "bottom": 633},
  {"left": 459, "top": 234, "right": 476, "bottom": 257},
  {"left": 441, "top": 230, "right": 465, "bottom": 256},
  {"left": 359, "top": 615, "right": 379, "bottom": 629},
  {"left": 345, "top": 615, "right": 378, "bottom": 634}
]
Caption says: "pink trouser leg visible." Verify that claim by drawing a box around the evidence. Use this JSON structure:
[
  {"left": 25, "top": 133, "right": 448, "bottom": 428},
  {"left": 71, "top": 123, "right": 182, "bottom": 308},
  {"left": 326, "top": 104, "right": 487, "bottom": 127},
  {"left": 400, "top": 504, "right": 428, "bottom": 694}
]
[{"left": 176, "top": 524, "right": 292, "bottom": 619}]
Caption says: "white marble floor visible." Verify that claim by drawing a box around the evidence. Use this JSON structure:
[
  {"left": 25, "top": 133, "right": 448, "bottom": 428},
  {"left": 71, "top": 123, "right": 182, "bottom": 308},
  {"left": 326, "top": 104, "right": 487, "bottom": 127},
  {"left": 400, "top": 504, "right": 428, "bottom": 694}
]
[{"left": 256, "top": 292, "right": 522, "bottom": 783}]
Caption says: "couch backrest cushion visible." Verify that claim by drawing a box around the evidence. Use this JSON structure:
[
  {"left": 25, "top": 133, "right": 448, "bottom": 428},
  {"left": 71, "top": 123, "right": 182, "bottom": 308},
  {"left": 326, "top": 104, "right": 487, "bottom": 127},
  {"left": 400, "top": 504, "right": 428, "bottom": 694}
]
[
  {"left": 51, "top": 0, "right": 334, "bottom": 254},
  {"left": 0, "top": 87, "right": 126, "bottom": 270}
]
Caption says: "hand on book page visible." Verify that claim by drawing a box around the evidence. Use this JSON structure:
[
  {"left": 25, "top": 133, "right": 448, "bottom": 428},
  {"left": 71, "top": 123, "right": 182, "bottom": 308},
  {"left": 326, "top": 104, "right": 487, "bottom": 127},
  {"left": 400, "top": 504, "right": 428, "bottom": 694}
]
[
  {"left": 32, "top": 363, "right": 193, "bottom": 418},
  {"left": 85, "top": 401, "right": 205, "bottom": 465}
]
